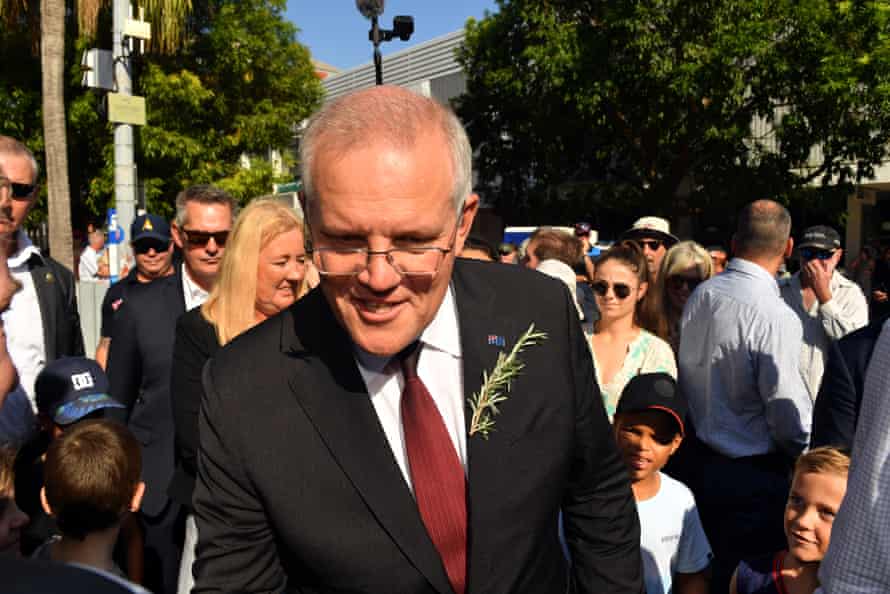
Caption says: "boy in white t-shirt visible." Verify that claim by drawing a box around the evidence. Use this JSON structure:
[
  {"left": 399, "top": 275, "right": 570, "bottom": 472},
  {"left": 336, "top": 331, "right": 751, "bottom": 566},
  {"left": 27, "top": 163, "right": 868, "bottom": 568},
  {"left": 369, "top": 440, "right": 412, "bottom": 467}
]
[{"left": 614, "top": 373, "right": 712, "bottom": 594}]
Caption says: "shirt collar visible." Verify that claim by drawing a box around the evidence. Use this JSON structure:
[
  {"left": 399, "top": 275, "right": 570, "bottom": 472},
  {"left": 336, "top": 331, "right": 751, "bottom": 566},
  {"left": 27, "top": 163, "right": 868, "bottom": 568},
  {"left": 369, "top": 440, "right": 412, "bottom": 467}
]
[
  {"left": 182, "top": 264, "right": 209, "bottom": 302},
  {"left": 353, "top": 284, "right": 462, "bottom": 372},
  {"left": 7, "top": 230, "right": 43, "bottom": 269},
  {"left": 726, "top": 257, "right": 780, "bottom": 295}
]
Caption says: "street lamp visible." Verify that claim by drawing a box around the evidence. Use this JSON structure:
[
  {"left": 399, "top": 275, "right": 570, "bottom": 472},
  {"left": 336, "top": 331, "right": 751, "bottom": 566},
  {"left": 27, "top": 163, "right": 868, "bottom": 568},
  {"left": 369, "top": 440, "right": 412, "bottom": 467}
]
[{"left": 356, "top": 0, "right": 414, "bottom": 85}]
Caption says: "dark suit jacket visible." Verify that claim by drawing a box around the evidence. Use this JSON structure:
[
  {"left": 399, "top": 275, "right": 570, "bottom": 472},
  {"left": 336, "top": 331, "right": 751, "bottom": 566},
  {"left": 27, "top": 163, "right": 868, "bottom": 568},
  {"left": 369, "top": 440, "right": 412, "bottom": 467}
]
[
  {"left": 169, "top": 307, "right": 219, "bottom": 508},
  {"left": 29, "top": 254, "right": 85, "bottom": 360},
  {"left": 107, "top": 268, "right": 186, "bottom": 516},
  {"left": 193, "top": 260, "right": 643, "bottom": 594},
  {"left": 811, "top": 319, "right": 883, "bottom": 449}
]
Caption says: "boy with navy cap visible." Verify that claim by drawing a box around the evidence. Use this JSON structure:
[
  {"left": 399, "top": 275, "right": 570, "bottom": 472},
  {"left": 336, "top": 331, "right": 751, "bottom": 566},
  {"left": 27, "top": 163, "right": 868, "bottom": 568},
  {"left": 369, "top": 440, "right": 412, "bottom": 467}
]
[
  {"left": 14, "top": 358, "right": 125, "bottom": 556},
  {"left": 614, "top": 373, "right": 712, "bottom": 594}
]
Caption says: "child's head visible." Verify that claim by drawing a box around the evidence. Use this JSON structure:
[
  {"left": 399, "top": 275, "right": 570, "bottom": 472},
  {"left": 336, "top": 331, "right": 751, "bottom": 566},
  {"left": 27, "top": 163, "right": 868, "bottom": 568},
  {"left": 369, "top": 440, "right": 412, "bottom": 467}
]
[
  {"left": 784, "top": 446, "right": 850, "bottom": 564},
  {"left": 40, "top": 420, "right": 144, "bottom": 540},
  {"left": 613, "top": 373, "right": 686, "bottom": 483},
  {"left": 35, "top": 357, "right": 126, "bottom": 437},
  {"left": 0, "top": 446, "right": 28, "bottom": 557}
]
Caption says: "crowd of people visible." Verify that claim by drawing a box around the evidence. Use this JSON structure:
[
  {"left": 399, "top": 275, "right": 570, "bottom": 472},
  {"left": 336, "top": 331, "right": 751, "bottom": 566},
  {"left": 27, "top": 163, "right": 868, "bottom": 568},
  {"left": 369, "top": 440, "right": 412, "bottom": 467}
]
[{"left": 0, "top": 85, "right": 887, "bottom": 594}]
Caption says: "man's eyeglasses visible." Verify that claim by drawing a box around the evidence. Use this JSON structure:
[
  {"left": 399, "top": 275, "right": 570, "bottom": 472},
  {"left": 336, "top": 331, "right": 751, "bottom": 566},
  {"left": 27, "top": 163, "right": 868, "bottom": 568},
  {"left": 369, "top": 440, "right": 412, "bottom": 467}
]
[
  {"left": 11, "top": 183, "right": 36, "bottom": 199},
  {"left": 133, "top": 239, "right": 170, "bottom": 255},
  {"left": 638, "top": 239, "right": 663, "bottom": 251},
  {"left": 591, "top": 280, "right": 632, "bottom": 300},
  {"left": 182, "top": 229, "right": 229, "bottom": 248},
  {"left": 667, "top": 275, "right": 703, "bottom": 292},
  {"left": 312, "top": 246, "right": 452, "bottom": 277},
  {"left": 800, "top": 247, "right": 836, "bottom": 261}
]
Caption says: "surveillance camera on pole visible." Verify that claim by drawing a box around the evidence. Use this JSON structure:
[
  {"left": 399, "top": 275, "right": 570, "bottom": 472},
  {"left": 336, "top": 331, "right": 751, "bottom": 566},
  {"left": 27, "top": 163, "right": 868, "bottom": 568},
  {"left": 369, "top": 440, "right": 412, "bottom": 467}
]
[{"left": 355, "top": 0, "right": 413, "bottom": 85}]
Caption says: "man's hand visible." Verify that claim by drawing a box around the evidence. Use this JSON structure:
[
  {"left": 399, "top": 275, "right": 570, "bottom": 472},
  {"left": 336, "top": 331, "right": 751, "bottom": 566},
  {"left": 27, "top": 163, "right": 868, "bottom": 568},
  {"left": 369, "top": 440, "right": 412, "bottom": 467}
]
[
  {"left": 804, "top": 259, "right": 833, "bottom": 304},
  {"left": 873, "top": 289, "right": 888, "bottom": 303}
]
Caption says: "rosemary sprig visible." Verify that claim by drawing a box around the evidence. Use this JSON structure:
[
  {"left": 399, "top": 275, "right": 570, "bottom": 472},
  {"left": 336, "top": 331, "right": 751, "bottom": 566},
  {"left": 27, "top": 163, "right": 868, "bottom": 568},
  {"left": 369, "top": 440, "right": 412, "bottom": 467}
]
[{"left": 468, "top": 323, "right": 548, "bottom": 439}]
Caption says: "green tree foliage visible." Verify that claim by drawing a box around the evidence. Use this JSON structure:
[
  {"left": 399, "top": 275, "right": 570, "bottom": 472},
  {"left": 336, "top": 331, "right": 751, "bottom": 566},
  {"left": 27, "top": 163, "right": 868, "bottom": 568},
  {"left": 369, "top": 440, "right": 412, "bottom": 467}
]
[
  {"left": 457, "top": 0, "right": 890, "bottom": 230},
  {"left": 1, "top": 0, "right": 321, "bottom": 226}
]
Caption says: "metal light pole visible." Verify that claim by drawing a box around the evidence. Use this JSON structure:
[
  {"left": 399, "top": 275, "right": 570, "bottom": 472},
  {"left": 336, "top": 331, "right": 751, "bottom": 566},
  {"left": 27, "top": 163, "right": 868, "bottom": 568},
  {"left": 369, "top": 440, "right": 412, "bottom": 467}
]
[
  {"left": 356, "top": 1, "right": 414, "bottom": 86},
  {"left": 112, "top": 0, "right": 136, "bottom": 264}
]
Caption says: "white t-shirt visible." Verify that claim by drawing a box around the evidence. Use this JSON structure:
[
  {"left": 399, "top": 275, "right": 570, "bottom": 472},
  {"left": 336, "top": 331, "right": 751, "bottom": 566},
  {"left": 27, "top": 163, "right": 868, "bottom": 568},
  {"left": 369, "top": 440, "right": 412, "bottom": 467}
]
[{"left": 637, "top": 472, "right": 712, "bottom": 594}]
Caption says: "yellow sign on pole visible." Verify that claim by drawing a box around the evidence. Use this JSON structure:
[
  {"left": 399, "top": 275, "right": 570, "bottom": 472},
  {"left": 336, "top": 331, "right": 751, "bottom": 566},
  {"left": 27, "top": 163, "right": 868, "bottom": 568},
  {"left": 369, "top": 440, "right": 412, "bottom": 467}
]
[{"left": 107, "top": 93, "right": 146, "bottom": 126}]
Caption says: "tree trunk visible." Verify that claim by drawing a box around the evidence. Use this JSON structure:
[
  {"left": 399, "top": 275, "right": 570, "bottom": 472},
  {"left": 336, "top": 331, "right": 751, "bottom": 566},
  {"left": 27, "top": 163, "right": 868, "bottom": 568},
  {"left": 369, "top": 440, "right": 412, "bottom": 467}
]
[{"left": 40, "top": 0, "right": 74, "bottom": 270}]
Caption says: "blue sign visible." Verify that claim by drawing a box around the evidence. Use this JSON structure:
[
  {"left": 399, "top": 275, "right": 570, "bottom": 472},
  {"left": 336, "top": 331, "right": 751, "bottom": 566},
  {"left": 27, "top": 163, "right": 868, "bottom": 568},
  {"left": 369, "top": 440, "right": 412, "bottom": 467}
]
[{"left": 106, "top": 208, "right": 124, "bottom": 244}]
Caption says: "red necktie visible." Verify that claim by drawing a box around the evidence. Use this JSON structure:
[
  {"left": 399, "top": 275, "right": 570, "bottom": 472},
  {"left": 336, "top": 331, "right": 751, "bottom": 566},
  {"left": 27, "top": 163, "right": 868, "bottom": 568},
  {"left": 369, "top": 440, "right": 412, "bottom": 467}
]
[{"left": 400, "top": 345, "right": 467, "bottom": 594}]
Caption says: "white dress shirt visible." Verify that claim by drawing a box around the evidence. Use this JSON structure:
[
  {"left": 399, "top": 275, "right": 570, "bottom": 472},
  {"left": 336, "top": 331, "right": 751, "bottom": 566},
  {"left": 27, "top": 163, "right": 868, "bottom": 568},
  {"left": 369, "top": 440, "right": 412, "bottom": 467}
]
[
  {"left": 355, "top": 286, "right": 466, "bottom": 492},
  {"left": 181, "top": 264, "right": 209, "bottom": 311},
  {"left": 679, "top": 258, "right": 812, "bottom": 458},
  {"left": 779, "top": 271, "right": 869, "bottom": 399},
  {"left": 817, "top": 318, "right": 890, "bottom": 593},
  {"left": 77, "top": 246, "right": 103, "bottom": 281}
]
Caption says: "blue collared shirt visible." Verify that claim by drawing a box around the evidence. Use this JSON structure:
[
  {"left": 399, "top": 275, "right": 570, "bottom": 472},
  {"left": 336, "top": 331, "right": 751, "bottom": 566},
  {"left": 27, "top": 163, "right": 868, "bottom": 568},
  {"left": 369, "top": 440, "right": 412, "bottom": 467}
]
[{"left": 678, "top": 258, "right": 812, "bottom": 458}]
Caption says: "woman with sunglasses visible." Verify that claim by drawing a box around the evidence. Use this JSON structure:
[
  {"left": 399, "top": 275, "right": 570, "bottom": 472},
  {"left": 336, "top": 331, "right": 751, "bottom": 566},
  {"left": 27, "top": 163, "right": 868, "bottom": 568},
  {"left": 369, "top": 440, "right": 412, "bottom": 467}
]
[
  {"left": 590, "top": 241, "right": 677, "bottom": 420},
  {"left": 652, "top": 241, "right": 715, "bottom": 352},
  {"left": 169, "top": 199, "right": 311, "bottom": 594}
]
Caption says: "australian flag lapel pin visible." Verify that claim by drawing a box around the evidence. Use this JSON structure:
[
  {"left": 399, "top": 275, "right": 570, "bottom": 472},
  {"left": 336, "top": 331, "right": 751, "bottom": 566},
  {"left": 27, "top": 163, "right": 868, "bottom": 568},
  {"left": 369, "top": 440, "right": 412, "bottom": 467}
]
[{"left": 487, "top": 334, "right": 506, "bottom": 348}]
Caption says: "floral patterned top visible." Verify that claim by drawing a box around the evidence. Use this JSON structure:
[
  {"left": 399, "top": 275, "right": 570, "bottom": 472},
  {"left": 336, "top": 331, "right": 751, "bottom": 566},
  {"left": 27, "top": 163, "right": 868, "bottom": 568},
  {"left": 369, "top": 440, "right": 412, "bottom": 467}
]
[{"left": 591, "top": 329, "right": 677, "bottom": 420}]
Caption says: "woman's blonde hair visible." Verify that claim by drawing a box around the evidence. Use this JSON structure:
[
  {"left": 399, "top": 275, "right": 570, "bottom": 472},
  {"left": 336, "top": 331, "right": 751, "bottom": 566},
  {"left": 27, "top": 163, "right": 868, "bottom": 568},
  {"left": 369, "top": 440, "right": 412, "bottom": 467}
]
[
  {"left": 202, "top": 199, "right": 306, "bottom": 345},
  {"left": 649, "top": 241, "right": 714, "bottom": 341}
]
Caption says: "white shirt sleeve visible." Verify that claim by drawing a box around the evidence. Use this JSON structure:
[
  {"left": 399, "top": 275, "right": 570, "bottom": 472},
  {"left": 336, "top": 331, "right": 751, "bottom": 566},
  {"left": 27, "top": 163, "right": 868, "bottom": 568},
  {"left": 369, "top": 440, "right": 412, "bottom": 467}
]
[{"left": 674, "top": 500, "right": 712, "bottom": 575}]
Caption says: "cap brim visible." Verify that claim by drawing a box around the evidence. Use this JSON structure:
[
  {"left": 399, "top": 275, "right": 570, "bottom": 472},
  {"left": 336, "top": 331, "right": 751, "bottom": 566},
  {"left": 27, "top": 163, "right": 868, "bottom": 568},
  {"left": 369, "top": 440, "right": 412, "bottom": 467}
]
[
  {"left": 53, "top": 393, "right": 126, "bottom": 425},
  {"left": 648, "top": 405, "right": 685, "bottom": 437},
  {"left": 621, "top": 229, "right": 679, "bottom": 245},
  {"left": 132, "top": 232, "right": 172, "bottom": 243}
]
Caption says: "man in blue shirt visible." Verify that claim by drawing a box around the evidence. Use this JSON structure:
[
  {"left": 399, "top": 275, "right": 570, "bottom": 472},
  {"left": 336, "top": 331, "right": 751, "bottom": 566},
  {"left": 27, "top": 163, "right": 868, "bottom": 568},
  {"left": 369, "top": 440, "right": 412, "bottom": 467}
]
[{"left": 676, "top": 199, "right": 811, "bottom": 594}]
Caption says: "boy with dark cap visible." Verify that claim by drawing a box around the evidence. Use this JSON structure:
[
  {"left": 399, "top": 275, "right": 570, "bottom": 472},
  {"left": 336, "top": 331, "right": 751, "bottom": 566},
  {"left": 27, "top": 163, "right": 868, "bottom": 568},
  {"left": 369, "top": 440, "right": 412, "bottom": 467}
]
[
  {"left": 14, "top": 357, "right": 126, "bottom": 555},
  {"left": 614, "top": 373, "right": 712, "bottom": 594}
]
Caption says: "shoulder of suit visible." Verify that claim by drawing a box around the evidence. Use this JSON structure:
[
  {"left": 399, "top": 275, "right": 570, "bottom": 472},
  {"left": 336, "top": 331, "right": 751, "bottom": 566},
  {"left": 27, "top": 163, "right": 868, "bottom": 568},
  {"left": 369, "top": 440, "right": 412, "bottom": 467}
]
[{"left": 36, "top": 256, "right": 75, "bottom": 283}]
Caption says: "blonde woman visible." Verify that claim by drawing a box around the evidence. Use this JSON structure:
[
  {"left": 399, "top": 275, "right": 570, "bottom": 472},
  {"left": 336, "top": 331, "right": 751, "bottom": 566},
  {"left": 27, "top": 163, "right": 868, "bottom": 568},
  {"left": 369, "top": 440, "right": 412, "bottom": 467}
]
[
  {"left": 169, "top": 199, "right": 308, "bottom": 594},
  {"left": 653, "top": 241, "right": 714, "bottom": 352}
]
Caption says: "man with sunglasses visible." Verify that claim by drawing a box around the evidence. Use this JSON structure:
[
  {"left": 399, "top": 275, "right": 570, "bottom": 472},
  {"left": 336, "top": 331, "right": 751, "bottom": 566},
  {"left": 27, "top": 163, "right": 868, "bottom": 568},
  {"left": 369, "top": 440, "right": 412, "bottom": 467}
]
[
  {"left": 780, "top": 225, "right": 868, "bottom": 400},
  {"left": 191, "top": 86, "right": 642, "bottom": 594},
  {"left": 0, "top": 136, "right": 84, "bottom": 445},
  {"left": 107, "top": 186, "right": 235, "bottom": 594},
  {"left": 620, "top": 216, "right": 678, "bottom": 284},
  {"left": 94, "top": 213, "right": 175, "bottom": 369}
]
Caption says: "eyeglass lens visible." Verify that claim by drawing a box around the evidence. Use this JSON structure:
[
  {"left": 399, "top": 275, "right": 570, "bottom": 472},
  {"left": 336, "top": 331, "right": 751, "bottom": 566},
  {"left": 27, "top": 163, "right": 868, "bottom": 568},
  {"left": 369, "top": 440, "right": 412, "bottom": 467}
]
[
  {"left": 801, "top": 248, "right": 834, "bottom": 261},
  {"left": 639, "top": 239, "right": 662, "bottom": 250},
  {"left": 591, "top": 281, "right": 632, "bottom": 299},
  {"left": 10, "top": 183, "right": 35, "bottom": 199},
  {"left": 134, "top": 239, "right": 170, "bottom": 254},
  {"left": 185, "top": 230, "right": 229, "bottom": 247}
]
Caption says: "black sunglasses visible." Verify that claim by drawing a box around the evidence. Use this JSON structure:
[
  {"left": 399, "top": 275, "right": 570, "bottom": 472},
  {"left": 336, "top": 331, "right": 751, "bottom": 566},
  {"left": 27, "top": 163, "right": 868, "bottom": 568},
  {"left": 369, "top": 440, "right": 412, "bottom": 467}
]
[
  {"left": 639, "top": 239, "right": 663, "bottom": 251},
  {"left": 591, "top": 280, "right": 632, "bottom": 299},
  {"left": 667, "top": 276, "right": 703, "bottom": 292},
  {"left": 183, "top": 229, "right": 229, "bottom": 248},
  {"left": 11, "top": 182, "right": 36, "bottom": 199},
  {"left": 133, "top": 238, "right": 170, "bottom": 254},
  {"left": 800, "top": 247, "right": 835, "bottom": 261}
]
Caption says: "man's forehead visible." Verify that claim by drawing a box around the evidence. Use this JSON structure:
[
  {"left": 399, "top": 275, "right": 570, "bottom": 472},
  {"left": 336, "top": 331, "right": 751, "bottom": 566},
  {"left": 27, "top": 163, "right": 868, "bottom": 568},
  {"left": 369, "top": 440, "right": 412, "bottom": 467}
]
[{"left": 0, "top": 152, "right": 35, "bottom": 183}]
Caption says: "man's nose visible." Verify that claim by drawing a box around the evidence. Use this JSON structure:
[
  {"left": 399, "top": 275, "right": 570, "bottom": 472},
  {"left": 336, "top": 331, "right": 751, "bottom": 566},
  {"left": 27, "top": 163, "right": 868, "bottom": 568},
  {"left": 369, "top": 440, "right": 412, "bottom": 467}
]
[{"left": 360, "top": 252, "right": 401, "bottom": 292}]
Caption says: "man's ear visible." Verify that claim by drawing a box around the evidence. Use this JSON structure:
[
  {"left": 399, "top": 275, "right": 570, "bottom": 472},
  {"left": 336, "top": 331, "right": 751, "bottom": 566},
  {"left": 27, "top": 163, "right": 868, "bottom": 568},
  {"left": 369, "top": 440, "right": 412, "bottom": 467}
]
[
  {"left": 130, "top": 482, "right": 146, "bottom": 512},
  {"left": 669, "top": 434, "right": 684, "bottom": 456},
  {"left": 40, "top": 487, "right": 53, "bottom": 516},
  {"left": 452, "top": 194, "right": 480, "bottom": 257},
  {"left": 170, "top": 222, "right": 185, "bottom": 250},
  {"left": 784, "top": 237, "right": 794, "bottom": 259}
]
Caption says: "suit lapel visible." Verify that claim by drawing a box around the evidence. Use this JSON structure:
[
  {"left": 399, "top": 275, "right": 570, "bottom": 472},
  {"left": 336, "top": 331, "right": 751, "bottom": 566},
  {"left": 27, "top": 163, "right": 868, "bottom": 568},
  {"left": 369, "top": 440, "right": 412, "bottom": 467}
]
[
  {"left": 452, "top": 262, "right": 525, "bottom": 589},
  {"left": 31, "top": 262, "right": 58, "bottom": 361},
  {"left": 282, "top": 291, "right": 453, "bottom": 594}
]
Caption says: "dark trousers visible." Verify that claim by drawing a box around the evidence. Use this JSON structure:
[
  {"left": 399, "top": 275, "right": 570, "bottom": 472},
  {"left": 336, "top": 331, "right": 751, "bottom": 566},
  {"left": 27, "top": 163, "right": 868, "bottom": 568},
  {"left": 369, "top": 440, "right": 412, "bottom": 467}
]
[
  {"left": 667, "top": 437, "right": 791, "bottom": 594},
  {"left": 141, "top": 499, "right": 185, "bottom": 594}
]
